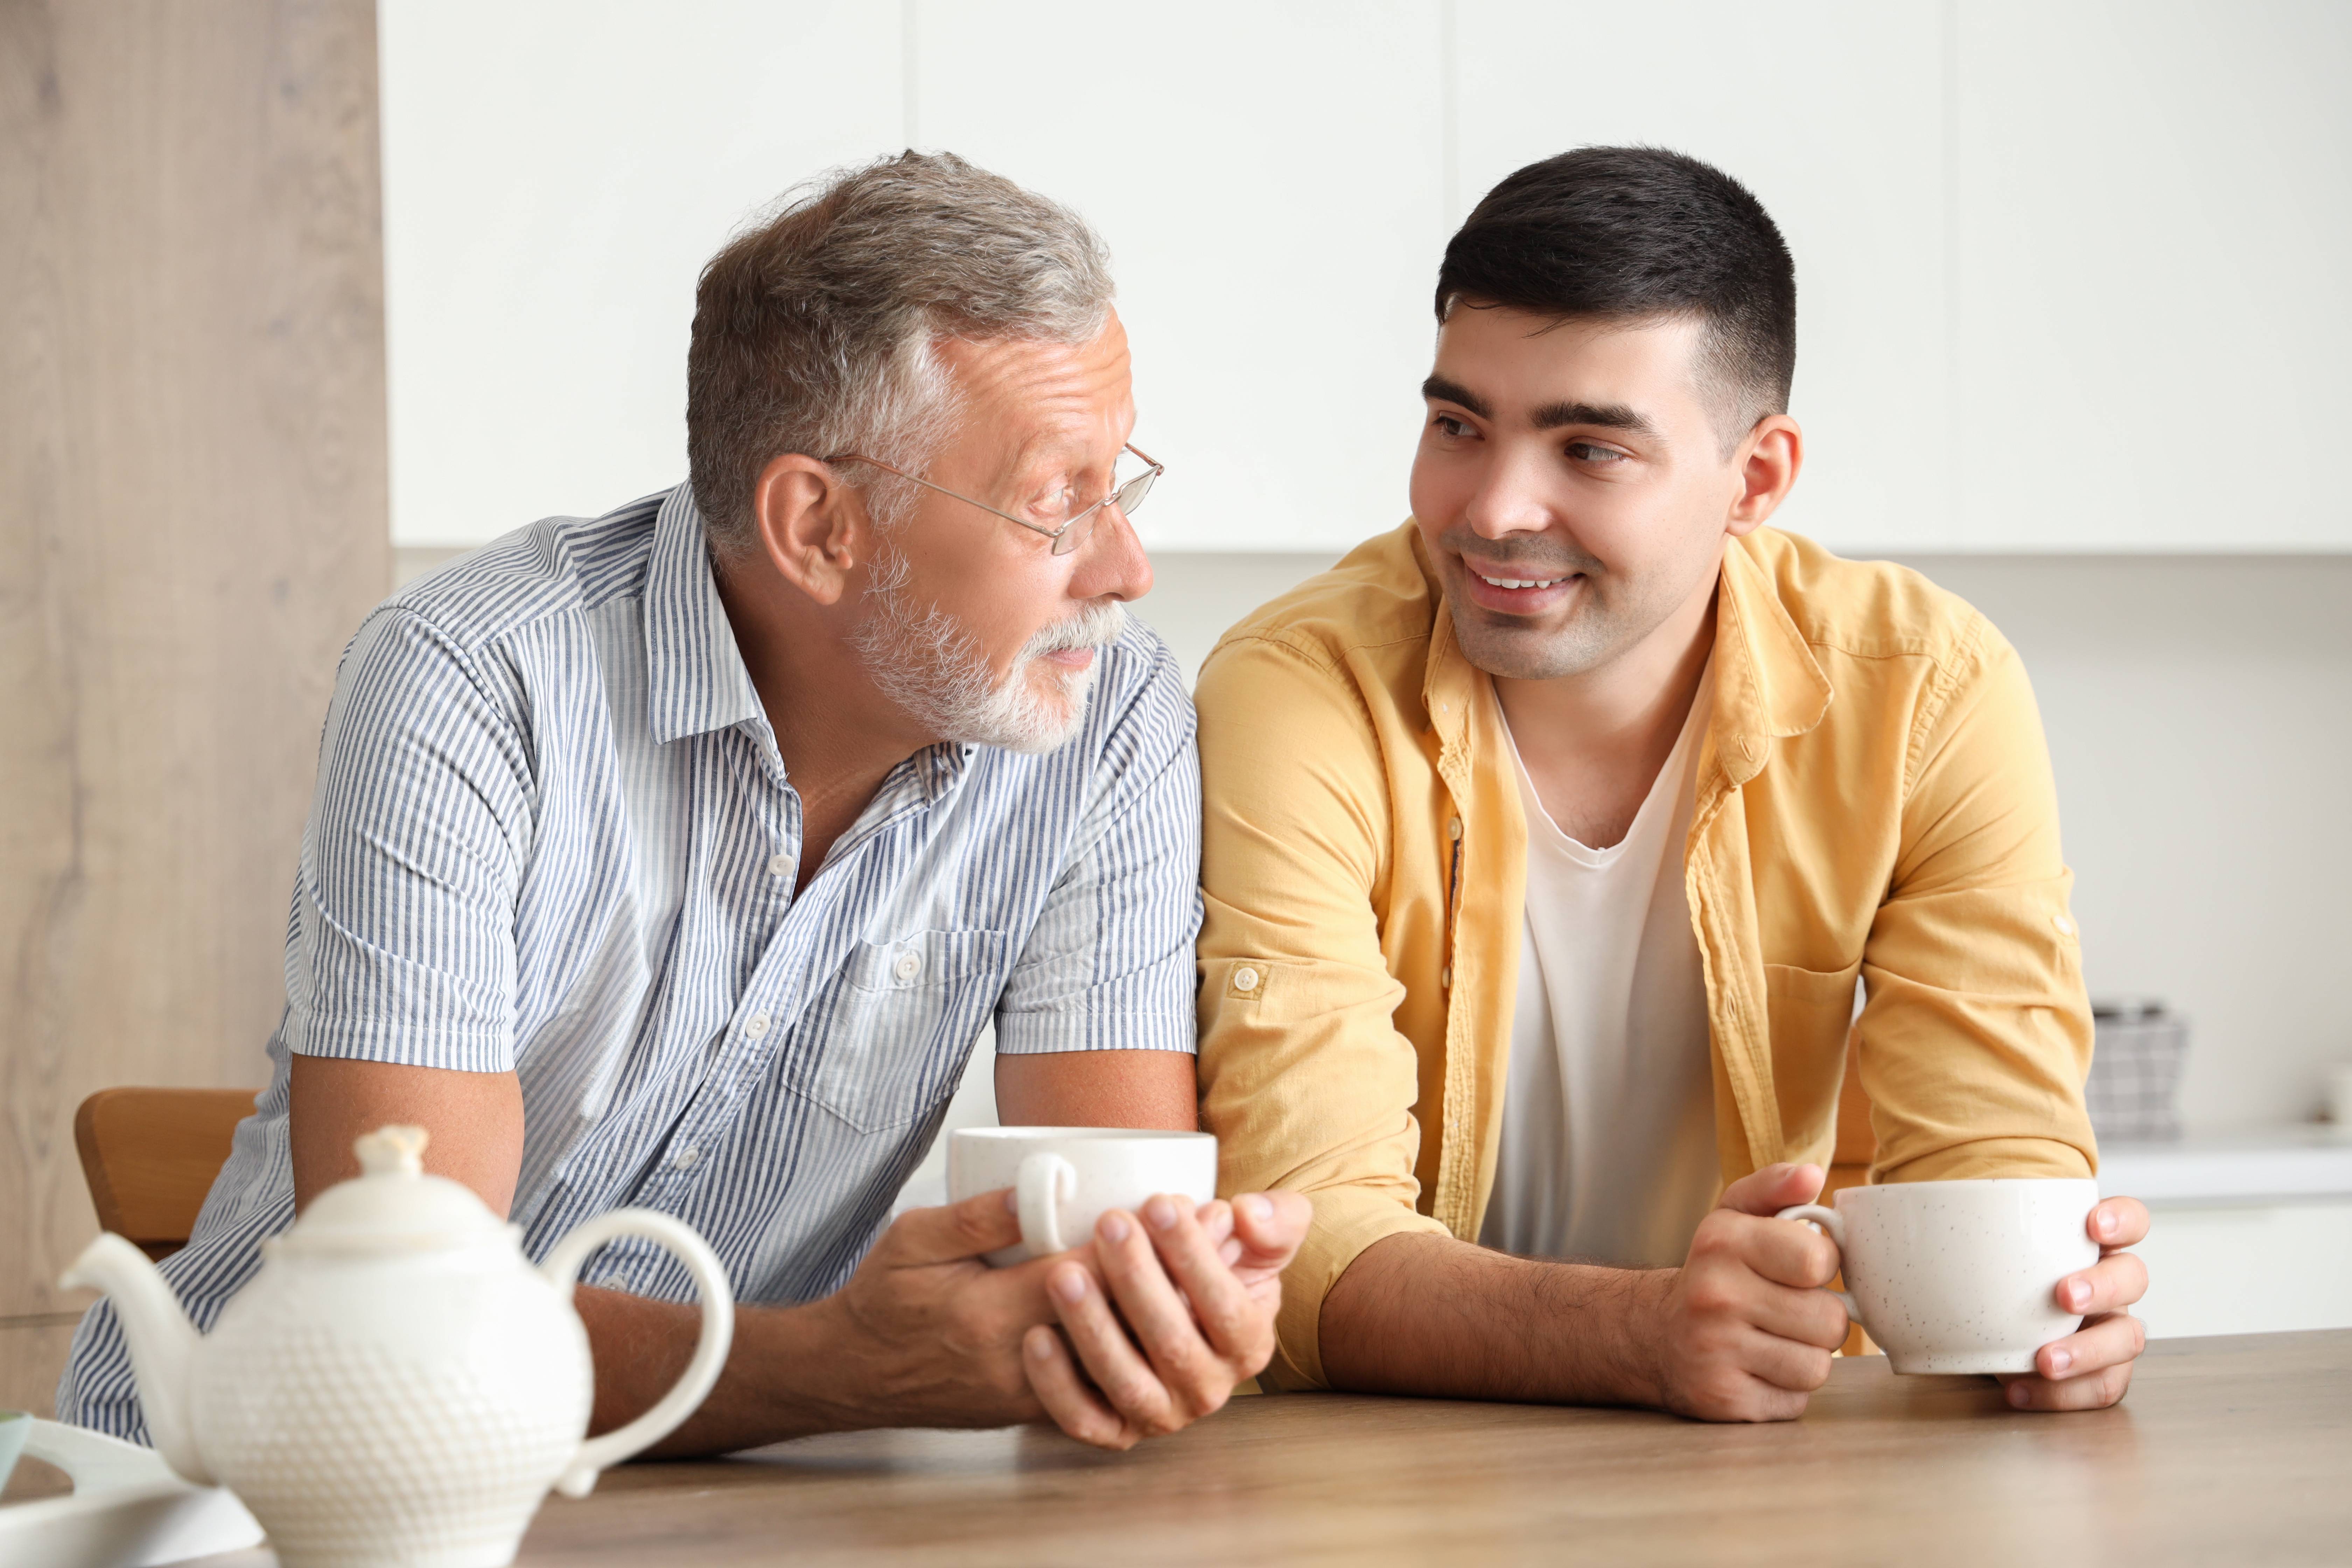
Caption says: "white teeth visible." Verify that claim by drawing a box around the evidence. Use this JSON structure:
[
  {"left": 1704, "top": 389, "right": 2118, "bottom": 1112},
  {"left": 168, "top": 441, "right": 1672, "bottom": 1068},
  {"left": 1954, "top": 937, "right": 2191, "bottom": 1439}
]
[{"left": 1478, "top": 574, "right": 1565, "bottom": 590}]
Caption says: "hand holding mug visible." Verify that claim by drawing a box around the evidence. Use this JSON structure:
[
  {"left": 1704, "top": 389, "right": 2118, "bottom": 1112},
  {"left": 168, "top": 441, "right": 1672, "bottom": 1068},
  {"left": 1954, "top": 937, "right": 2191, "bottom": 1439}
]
[
  {"left": 946, "top": 1127, "right": 1310, "bottom": 1450},
  {"left": 1775, "top": 1175, "right": 2149, "bottom": 1409},
  {"left": 1996, "top": 1195, "right": 2149, "bottom": 1411},
  {"left": 1023, "top": 1187, "right": 1310, "bottom": 1450},
  {"left": 1635, "top": 1163, "right": 1853, "bottom": 1423}
]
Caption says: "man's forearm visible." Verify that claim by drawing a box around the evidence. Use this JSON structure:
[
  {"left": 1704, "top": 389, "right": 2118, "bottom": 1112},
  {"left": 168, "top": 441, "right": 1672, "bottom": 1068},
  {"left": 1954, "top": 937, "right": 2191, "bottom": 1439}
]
[
  {"left": 575, "top": 1285, "right": 862, "bottom": 1457},
  {"left": 1317, "top": 1231, "right": 1670, "bottom": 1406}
]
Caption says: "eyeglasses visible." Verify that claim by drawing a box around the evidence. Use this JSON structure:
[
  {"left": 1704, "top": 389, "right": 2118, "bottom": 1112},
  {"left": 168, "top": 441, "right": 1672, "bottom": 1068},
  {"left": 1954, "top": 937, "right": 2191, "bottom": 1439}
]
[{"left": 824, "top": 443, "right": 1163, "bottom": 556}]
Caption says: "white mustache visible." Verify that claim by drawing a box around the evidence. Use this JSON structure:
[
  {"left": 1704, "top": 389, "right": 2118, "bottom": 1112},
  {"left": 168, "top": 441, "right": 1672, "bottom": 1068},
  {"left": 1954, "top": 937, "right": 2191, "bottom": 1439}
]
[{"left": 1024, "top": 601, "right": 1127, "bottom": 658}]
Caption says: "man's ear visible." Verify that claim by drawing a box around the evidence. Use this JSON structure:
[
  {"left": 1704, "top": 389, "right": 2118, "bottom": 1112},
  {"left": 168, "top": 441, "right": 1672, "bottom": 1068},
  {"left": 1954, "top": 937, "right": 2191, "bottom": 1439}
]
[
  {"left": 749, "top": 453, "right": 869, "bottom": 606},
  {"left": 1726, "top": 414, "right": 1804, "bottom": 538}
]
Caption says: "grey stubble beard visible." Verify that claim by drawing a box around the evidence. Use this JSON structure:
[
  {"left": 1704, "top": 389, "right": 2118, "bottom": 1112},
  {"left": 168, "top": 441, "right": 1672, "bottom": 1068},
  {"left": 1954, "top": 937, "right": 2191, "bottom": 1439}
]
[{"left": 849, "top": 538, "right": 1125, "bottom": 754}]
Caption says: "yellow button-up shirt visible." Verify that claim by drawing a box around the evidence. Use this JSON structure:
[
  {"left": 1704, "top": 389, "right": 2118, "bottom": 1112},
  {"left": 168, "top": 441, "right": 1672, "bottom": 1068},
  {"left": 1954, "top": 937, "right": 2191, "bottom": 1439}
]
[{"left": 1195, "top": 522, "right": 2097, "bottom": 1391}]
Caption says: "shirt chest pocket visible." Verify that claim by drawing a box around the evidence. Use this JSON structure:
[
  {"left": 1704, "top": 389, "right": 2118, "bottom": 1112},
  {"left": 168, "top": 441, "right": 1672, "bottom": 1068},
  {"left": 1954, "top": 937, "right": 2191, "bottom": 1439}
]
[{"left": 786, "top": 929, "right": 1013, "bottom": 1133}]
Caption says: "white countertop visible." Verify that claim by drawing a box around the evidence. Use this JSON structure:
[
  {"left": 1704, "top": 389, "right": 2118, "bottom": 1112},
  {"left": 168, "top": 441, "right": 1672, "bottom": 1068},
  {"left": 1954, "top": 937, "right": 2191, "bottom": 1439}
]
[{"left": 2098, "top": 1126, "right": 2352, "bottom": 1205}]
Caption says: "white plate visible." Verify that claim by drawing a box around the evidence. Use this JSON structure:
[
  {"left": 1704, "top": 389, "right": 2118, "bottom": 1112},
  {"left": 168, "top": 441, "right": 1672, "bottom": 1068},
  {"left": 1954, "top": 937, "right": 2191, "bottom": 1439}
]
[{"left": 0, "top": 1420, "right": 262, "bottom": 1568}]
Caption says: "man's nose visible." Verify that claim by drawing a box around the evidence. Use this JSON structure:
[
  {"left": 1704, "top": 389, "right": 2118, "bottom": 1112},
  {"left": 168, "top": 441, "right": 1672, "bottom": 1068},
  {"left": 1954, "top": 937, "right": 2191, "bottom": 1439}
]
[
  {"left": 1461, "top": 448, "right": 1554, "bottom": 539},
  {"left": 1071, "top": 502, "right": 1153, "bottom": 603}
]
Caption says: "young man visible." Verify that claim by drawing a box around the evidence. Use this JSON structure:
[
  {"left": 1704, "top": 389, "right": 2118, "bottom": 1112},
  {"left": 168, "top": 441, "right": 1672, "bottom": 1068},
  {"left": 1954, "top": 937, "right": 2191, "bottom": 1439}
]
[
  {"left": 1196, "top": 147, "right": 2148, "bottom": 1420},
  {"left": 62, "top": 152, "right": 1306, "bottom": 1455}
]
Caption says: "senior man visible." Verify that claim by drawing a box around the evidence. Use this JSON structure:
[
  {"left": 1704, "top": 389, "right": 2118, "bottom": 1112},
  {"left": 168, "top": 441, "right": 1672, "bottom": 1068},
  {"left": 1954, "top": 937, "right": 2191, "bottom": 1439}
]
[
  {"left": 1196, "top": 147, "right": 2148, "bottom": 1420},
  {"left": 62, "top": 152, "right": 1306, "bottom": 1455}
]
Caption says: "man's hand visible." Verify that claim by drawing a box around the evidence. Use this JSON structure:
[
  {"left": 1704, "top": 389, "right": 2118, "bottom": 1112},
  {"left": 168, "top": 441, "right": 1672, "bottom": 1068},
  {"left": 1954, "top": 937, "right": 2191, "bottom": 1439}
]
[
  {"left": 1636, "top": 1162, "right": 1851, "bottom": 1423},
  {"left": 1998, "top": 1195, "right": 2149, "bottom": 1412},
  {"left": 800, "top": 1186, "right": 1069, "bottom": 1430},
  {"left": 1021, "top": 1189, "right": 1312, "bottom": 1450}
]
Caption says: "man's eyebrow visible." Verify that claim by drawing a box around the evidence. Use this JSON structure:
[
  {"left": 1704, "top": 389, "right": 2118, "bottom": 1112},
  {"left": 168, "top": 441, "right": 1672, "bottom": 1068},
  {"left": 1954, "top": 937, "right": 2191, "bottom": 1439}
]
[
  {"left": 1421, "top": 376, "right": 1491, "bottom": 419},
  {"left": 1423, "top": 376, "right": 1661, "bottom": 441},
  {"left": 1530, "top": 399, "right": 1659, "bottom": 439}
]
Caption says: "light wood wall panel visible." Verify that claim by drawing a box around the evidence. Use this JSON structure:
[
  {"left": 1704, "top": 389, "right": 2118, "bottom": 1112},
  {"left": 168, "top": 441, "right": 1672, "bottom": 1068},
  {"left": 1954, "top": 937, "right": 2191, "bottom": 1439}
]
[{"left": 0, "top": 0, "right": 390, "bottom": 1367}]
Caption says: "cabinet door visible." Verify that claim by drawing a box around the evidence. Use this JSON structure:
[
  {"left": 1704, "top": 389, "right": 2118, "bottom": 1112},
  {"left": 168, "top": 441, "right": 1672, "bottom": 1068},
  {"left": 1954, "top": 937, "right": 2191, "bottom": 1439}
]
[
  {"left": 1454, "top": 1, "right": 1949, "bottom": 552},
  {"left": 380, "top": 0, "right": 906, "bottom": 544},
  {"left": 913, "top": 0, "right": 1448, "bottom": 553},
  {"left": 1953, "top": 1, "right": 2352, "bottom": 550}
]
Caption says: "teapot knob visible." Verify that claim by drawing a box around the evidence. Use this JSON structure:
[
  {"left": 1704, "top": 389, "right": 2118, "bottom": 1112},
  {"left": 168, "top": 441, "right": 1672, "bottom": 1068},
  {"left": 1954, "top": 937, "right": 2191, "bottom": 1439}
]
[{"left": 353, "top": 1125, "right": 429, "bottom": 1177}]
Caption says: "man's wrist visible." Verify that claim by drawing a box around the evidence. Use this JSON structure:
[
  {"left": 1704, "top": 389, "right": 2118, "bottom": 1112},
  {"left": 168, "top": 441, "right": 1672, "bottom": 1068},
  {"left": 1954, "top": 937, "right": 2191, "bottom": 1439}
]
[
  {"left": 773, "top": 1290, "right": 878, "bottom": 1434},
  {"left": 1590, "top": 1265, "right": 1673, "bottom": 1411}
]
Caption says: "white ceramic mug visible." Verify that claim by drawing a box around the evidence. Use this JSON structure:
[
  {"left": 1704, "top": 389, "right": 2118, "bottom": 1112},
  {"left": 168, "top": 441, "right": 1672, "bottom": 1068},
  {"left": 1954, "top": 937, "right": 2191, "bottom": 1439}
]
[
  {"left": 947, "top": 1127, "right": 1218, "bottom": 1267},
  {"left": 1775, "top": 1178, "right": 2101, "bottom": 1374}
]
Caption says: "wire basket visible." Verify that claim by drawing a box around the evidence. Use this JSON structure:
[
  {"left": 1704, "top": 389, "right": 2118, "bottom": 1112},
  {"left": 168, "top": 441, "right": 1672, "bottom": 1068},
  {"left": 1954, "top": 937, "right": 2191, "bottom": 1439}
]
[{"left": 2085, "top": 1001, "right": 2189, "bottom": 1143}]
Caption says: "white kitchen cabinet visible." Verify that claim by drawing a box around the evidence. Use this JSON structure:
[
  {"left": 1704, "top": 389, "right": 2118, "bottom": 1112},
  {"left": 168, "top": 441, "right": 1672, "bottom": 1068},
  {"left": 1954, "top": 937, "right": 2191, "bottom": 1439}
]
[
  {"left": 378, "top": 2, "right": 2352, "bottom": 553},
  {"left": 1453, "top": 0, "right": 1951, "bottom": 555},
  {"left": 910, "top": 0, "right": 1448, "bottom": 555},
  {"left": 380, "top": 1, "right": 906, "bottom": 545},
  {"left": 2101, "top": 1132, "right": 2352, "bottom": 1338},
  {"left": 1951, "top": 1, "right": 2352, "bottom": 551},
  {"left": 2125, "top": 1202, "right": 2352, "bottom": 1339}
]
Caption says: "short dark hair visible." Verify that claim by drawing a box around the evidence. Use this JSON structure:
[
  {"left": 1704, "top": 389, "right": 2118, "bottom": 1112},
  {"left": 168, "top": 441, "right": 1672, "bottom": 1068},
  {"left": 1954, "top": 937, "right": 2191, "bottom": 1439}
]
[{"left": 1435, "top": 146, "right": 1796, "bottom": 453}]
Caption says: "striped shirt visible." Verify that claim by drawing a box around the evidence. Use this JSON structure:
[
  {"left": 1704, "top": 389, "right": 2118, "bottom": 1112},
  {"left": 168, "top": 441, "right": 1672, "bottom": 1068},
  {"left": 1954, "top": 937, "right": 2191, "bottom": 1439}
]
[{"left": 59, "top": 484, "right": 1200, "bottom": 1442}]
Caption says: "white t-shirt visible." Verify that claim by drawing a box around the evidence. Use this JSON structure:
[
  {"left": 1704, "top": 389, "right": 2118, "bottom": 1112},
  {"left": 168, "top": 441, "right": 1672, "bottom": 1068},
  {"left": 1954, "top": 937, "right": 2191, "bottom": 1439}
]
[{"left": 1477, "top": 669, "right": 1720, "bottom": 1267}]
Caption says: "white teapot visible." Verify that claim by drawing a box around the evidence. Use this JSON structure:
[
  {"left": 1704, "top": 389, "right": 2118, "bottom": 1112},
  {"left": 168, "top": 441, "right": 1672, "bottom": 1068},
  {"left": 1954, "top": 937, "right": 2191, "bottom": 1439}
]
[{"left": 61, "top": 1125, "right": 734, "bottom": 1568}]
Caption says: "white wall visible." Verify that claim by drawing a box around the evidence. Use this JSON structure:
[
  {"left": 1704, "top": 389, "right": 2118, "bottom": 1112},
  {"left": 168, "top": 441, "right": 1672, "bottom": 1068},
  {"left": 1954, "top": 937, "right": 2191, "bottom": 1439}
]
[{"left": 380, "top": 1, "right": 2352, "bottom": 553}]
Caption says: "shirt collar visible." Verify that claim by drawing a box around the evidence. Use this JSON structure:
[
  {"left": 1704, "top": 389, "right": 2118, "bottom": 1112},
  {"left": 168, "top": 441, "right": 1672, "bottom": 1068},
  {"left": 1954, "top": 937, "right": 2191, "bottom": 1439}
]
[
  {"left": 1416, "top": 524, "right": 1831, "bottom": 788},
  {"left": 644, "top": 484, "right": 766, "bottom": 746},
  {"left": 1708, "top": 530, "right": 1833, "bottom": 785}
]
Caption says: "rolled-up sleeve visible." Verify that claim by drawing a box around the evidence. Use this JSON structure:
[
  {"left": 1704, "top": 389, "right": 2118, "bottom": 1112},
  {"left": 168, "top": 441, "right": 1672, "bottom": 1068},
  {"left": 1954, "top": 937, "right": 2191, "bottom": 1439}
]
[
  {"left": 993, "top": 636, "right": 1201, "bottom": 1057},
  {"left": 283, "top": 606, "right": 533, "bottom": 1073},
  {"left": 1860, "top": 624, "right": 2098, "bottom": 1183},
  {"left": 1195, "top": 634, "right": 1448, "bottom": 1390}
]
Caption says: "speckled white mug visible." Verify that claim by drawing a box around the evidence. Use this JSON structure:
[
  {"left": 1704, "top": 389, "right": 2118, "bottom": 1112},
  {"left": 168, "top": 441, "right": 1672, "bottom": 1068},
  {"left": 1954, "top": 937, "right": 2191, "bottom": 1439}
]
[
  {"left": 1776, "top": 1178, "right": 2101, "bottom": 1374},
  {"left": 948, "top": 1127, "right": 1218, "bottom": 1268}
]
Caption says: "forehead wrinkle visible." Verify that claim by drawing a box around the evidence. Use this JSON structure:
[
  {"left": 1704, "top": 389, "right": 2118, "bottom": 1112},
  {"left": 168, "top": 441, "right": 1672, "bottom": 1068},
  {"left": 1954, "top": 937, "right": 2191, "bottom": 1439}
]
[
  {"left": 974, "top": 373, "right": 1129, "bottom": 500},
  {"left": 945, "top": 336, "right": 1131, "bottom": 493}
]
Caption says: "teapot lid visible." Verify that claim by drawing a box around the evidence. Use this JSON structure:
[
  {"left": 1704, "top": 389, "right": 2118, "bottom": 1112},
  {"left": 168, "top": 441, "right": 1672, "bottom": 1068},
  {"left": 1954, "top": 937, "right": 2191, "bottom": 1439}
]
[{"left": 278, "top": 1126, "right": 514, "bottom": 1254}]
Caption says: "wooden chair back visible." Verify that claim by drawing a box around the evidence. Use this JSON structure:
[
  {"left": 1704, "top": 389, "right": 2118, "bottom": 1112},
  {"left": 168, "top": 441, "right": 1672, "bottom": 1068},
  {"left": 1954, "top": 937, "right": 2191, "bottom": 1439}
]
[{"left": 74, "top": 1087, "right": 259, "bottom": 1260}]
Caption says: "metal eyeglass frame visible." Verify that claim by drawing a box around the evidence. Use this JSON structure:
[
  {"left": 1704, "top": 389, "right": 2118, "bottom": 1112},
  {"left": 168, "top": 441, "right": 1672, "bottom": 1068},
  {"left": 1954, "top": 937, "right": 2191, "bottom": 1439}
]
[{"left": 822, "top": 443, "right": 1162, "bottom": 556}]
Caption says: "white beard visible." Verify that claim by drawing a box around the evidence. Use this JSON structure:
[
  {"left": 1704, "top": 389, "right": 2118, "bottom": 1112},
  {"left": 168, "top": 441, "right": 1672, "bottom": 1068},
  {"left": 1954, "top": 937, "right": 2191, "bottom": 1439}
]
[{"left": 849, "top": 542, "right": 1126, "bottom": 754}]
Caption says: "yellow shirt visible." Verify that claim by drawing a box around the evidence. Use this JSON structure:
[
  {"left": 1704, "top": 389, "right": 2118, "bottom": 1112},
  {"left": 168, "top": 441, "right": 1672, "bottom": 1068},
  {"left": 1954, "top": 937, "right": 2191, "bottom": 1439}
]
[{"left": 1195, "top": 522, "right": 2097, "bottom": 1391}]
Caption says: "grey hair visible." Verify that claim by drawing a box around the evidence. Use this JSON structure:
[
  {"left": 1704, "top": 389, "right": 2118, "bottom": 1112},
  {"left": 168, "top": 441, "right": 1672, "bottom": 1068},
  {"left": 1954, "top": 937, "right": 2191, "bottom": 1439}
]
[{"left": 686, "top": 150, "right": 1115, "bottom": 552}]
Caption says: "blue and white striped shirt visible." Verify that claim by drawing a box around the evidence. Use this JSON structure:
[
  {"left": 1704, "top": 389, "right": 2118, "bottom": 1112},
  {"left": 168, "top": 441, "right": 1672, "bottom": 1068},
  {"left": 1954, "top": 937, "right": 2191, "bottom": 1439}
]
[{"left": 60, "top": 484, "right": 1200, "bottom": 1442}]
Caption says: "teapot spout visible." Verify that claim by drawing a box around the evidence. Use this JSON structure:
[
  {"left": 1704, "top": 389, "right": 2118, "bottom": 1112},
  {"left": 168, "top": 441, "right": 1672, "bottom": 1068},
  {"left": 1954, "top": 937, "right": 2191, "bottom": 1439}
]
[{"left": 60, "top": 1232, "right": 215, "bottom": 1485}]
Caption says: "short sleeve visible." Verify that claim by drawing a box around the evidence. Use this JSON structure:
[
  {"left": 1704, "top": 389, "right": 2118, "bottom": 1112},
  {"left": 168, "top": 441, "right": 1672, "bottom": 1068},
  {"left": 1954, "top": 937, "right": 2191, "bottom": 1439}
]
[
  {"left": 281, "top": 606, "right": 535, "bottom": 1072},
  {"left": 992, "top": 638, "right": 1201, "bottom": 1056}
]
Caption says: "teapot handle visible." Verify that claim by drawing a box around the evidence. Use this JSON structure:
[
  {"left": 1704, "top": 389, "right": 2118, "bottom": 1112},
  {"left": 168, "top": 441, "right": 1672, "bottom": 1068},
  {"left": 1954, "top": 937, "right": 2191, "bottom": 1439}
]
[{"left": 540, "top": 1207, "right": 736, "bottom": 1498}]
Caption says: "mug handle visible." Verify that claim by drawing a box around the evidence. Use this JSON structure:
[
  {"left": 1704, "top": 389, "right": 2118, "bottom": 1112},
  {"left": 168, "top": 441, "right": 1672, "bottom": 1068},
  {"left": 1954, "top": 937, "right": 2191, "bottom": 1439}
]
[
  {"left": 541, "top": 1207, "right": 736, "bottom": 1499},
  {"left": 1773, "top": 1203, "right": 1862, "bottom": 1329},
  {"left": 1016, "top": 1152, "right": 1078, "bottom": 1257}
]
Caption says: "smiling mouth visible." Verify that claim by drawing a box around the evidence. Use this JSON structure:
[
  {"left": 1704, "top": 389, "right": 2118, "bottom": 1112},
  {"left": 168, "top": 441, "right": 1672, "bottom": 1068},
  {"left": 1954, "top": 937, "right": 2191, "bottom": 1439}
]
[{"left": 1475, "top": 573, "right": 1569, "bottom": 590}]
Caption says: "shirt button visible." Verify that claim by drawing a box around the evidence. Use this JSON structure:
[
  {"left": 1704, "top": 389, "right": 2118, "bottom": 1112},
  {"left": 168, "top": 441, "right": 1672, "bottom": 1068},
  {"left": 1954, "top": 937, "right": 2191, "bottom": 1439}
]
[
  {"left": 1440, "top": 965, "right": 1453, "bottom": 989},
  {"left": 674, "top": 1144, "right": 700, "bottom": 1169},
  {"left": 1448, "top": 817, "right": 1463, "bottom": 841},
  {"left": 766, "top": 853, "right": 790, "bottom": 878},
  {"left": 2053, "top": 914, "right": 2076, "bottom": 936},
  {"left": 745, "top": 1011, "right": 771, "bottom": 1039},
  {"left": 893, "top": 950, "right": 923, "bottom": 983},
  {"left": 1233, "top": 966, "right": 1261, "bottom": 993}
]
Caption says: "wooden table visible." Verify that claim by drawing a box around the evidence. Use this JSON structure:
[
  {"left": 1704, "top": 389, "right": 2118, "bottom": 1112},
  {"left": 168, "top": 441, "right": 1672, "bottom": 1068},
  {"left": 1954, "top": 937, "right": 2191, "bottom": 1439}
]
[{"left": 201, "top": 1331, "right": 2352, "bottom": 1566}]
